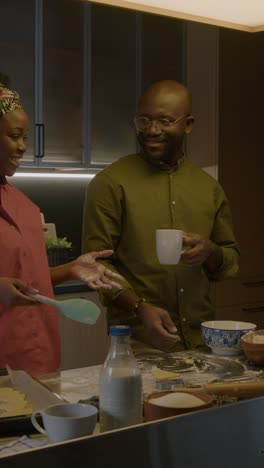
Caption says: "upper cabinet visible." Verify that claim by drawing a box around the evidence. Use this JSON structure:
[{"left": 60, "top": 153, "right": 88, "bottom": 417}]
[
  {"left": 90, "top": 5, "right": 138, "bottom": 165},
  {"left": 0, "top": 0, "right": 183, "bottom": 169},
  {"left": 42, "top": 0, "right": 84, "bottom": 166},
  {"left": 0, "top": 0, "right": 83, "bottom": 167},
  {"left": 0, "top": 0, "right": 36, "bottom": 160},
  {"left": 141, "top": 14, "right": 183, "bottom": 89}
]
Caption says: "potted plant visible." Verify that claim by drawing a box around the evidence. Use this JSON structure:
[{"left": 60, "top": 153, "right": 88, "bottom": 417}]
[{"left": 45, "top": 237, "right": 73, "bottom": 267}]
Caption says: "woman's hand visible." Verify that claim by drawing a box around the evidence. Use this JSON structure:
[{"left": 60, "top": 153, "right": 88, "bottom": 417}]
[
  {"left": 70, "top": 250, "right": 124, "bottom": 290},
  {"left": 0, "top": 278, "right": 38, "bottom": 307}
]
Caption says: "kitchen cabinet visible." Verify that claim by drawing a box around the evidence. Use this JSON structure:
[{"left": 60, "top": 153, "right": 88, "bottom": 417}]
[
  {"left": 185, "top": 22, "right": 219, "bottom": 174},
  {"left": 41, "top": 0, "right": 84, "bottom": 166},
  {"left": 89, "top": 5, "right": 138, "bottom": 165},
  {"left": 55, "top": 290, "right": 110, "bottom": 370},
  {"left": 214, "top": 278, "right": 264, "bottom": 328},
  {"left": 0, "top": 0, "right": 36, "bottom": 159},
  {"left": 197, "top": 28, "right": 264, "bottom": 326},
  {"left": 0, "top": 0, "right": 183, "bottom": 169},
  {"left": 214, "top": 278, "right": 264, "bottom": 308},
  {"left": 215, "top": 303, "right": 264, "bottom": 329},
  {"left": 0, "top": 0, "right": 84, "bottom": 167},
  {"left": 214, "top": 29, "right": 264, "bottom": 326}
]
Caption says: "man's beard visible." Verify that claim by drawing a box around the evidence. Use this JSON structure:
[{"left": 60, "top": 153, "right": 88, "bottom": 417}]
[{"left": 137, "top": 132, "right": 184, "bottom": 166}]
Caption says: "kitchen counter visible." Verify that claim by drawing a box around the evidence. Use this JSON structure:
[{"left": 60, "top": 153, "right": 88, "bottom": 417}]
[
  {"left": 40, "top": 349, "right": 264, "bottom": 403},
  {"left": 1, "top": 349, "right": 264, "bottom": 408},
  {"left": 1, "top": 351, "right": 264, "bottom": 467},
  {"left": 1, "top": 348, "right": 263, "bottom": 446},
  {"left": 53, "top": 280, "right": 92, "bottom": 295},
  {"left": 0, "top": 351, "right": 264, "bottom": 468}
]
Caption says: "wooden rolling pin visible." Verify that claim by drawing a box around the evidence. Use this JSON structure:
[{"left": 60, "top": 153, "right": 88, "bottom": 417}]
[{"left": 182, "top": 381, "right": 264, "bottom": 400}]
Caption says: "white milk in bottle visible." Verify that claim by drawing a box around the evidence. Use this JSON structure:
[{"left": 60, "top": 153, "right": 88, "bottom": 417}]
[{"left": 99, "top": 325, "right": 142, "bottom": 432}]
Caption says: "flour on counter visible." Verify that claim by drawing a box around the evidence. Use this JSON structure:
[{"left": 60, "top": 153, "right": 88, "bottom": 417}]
[
  {"left": 252, "top": 335, "right": 264, "bottom": 344},
  {"left": 149, "top": 392, "right": 204, "bottom": 408}
]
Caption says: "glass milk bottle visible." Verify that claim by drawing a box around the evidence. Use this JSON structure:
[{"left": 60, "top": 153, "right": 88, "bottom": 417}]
[{"left": 99, "top": 325, "right": 142, "bottom": 432}]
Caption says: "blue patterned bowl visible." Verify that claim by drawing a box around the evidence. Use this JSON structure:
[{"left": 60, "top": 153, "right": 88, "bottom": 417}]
[{"left": 201, "top": 320, "right": 256, "bottom": 356}]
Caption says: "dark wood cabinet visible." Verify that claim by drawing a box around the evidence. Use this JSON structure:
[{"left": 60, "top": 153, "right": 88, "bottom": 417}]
[{"left": 215, "top": 29, "right": 264, "bottom": 327}]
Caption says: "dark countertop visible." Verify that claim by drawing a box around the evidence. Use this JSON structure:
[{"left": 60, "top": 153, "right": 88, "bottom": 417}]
[{"left": 53, "top": 281, "right": 93, "bottom": 295}]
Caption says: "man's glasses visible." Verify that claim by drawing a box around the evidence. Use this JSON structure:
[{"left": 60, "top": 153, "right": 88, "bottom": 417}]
[{"left": 134, "top": 114, "right": 188, "bottom": 131}]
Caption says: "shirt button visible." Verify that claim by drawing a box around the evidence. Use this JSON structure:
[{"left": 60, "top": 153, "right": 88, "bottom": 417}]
[
  {"left": 182, "top": 317, "right": 187, "bottom": 322},
  {"left": 180, "top": 288, "right": 184, "bottom": 293},
  {"left": 172, "top": 201, "right": 176, "bottom": 205}
]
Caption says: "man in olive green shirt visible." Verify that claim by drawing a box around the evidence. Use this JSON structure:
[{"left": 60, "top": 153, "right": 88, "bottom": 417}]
[{"left": 82, "top": 80, "right": 239, "bottom": 352}]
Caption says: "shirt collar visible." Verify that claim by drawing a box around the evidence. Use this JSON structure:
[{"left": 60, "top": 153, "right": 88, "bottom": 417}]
[
  {"left": 140, "top": 152, "right": 186, "bottom": 172},
  {"left": 0, "top": 176, "right": 7, "bottom": 185}
]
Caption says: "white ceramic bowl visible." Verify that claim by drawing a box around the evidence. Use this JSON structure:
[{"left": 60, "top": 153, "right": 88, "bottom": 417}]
[{"left": 201, "top": 320, "right": 256, "bottom": 356}]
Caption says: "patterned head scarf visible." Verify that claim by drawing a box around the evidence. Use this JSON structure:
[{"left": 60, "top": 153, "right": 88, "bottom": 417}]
[{"left": 0, "top": 83, "right": 22, "bottom": 118}]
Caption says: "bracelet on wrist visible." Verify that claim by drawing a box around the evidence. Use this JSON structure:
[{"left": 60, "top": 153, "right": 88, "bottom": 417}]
[{"left": 132, "top": 297, "right": 146, "bottom": 317}]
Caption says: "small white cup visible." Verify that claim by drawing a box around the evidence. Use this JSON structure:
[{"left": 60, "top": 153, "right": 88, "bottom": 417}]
[
  {"left": 156, "top": 229, "right": 184, "bottom": 265},
  {"left": 31, "top": 403, "right": 98, "bottom": 443}
]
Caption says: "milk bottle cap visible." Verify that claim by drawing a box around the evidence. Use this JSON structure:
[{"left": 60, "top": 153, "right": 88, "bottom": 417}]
[{"left": 109, "top": 325, "right": 131, "bottom": 336}]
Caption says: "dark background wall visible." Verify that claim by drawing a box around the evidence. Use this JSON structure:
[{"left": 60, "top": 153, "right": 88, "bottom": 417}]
[{"left": 11, "top": 176, "right": 89, "bottom": 258}]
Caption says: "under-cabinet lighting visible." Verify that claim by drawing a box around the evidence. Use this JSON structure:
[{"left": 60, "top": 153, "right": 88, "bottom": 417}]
[
  {"left": 12, "top": 172, "right": 96, "bottom": 179},
  {"left": 86, "top": 0, "right": 264, "bottom": 32}
]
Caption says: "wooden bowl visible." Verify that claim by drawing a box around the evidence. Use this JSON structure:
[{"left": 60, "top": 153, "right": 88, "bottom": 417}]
[
  {"left": 241, "top": 330, "right": 264, "bottom": 365},
  {"left": 143, "top": 390, "right": 214, "bottom": 422}
]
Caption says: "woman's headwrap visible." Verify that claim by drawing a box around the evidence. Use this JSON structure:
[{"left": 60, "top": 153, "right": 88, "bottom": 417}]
[{"left": 0, "top": 83, "right": 22, "bottom": 118}]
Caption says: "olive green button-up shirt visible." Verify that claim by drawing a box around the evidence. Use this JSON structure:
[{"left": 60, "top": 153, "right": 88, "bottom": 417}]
[{"left": 82, "top": 154, "right": 239, "bottom": 351}]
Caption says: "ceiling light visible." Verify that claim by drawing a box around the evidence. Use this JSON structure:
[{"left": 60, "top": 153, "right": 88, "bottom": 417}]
[{"left": 11, "top": 173, "right": 96, "bottom": 179}]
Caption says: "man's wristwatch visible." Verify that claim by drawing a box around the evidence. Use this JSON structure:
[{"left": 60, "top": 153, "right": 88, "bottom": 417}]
[{"left": 132, "top": 297, "right": 146, "bottom": 316}]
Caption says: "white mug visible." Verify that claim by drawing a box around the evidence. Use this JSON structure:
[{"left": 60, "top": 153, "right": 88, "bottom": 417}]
[
  {"left": 31, "top": 403, "right": 98, "bottom": 443},
  {"left": 156, "top": 229, "right": 184, "bottom": 265}
]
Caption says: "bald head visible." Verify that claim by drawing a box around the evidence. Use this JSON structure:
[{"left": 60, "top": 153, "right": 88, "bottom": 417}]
[{"left": 139, "top": 80, "right": 192, "bottom": 116}]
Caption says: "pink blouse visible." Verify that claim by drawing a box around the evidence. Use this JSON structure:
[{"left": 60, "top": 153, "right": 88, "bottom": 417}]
[{"left": 0, "top": 180, "right": 61, "bottom": 376}]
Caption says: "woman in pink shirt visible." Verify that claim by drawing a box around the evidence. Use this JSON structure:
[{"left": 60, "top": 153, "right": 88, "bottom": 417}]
[{"left": 0, "top": 82, "right": 122, "bottom": 376}]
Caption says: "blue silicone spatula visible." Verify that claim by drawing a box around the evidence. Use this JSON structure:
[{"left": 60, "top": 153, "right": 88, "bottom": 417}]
[{"left": 29, "top": 293, "right": 100, "bottom": 325}]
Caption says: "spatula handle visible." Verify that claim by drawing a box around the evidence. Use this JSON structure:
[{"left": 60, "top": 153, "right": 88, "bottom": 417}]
[{"left": 29, "top": 293, "right": 57, "bottom": 307}]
